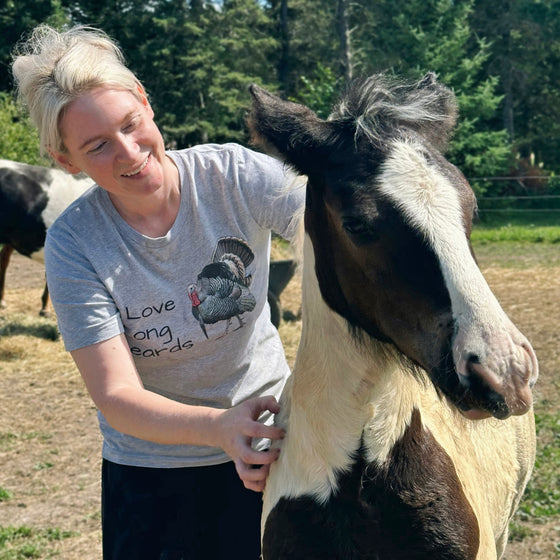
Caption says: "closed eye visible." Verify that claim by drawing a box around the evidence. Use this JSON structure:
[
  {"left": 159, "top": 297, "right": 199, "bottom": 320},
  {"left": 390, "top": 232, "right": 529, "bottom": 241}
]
[
  {"left": 87, "top": 141, "right": 107, "bottom": 154},
  {"left": 343, "top": 217, "right": 367, "bottom": 235},
  {"left": 342, "top": 216, "right": 380, "bottom": 243},
  {"left": 123, "top": 117, "right": 139, "bottom": 133}
]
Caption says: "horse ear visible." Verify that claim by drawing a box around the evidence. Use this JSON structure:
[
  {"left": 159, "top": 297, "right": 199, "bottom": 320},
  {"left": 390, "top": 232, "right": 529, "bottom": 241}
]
[{"left": 247, "top": 84, "right": 332, "bottom": 176}]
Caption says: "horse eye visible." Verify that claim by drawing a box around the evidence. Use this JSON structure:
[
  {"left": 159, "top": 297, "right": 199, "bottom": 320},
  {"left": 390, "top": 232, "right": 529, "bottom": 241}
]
[
  {"left": 342, "top": 217, "right": 364, "bottom": 234},
  {"left": 342, "top": 217, "right": 378, "bottom": 242}
]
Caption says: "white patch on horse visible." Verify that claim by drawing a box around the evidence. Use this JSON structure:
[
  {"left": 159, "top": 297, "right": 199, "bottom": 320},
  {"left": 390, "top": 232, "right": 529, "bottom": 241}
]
[
  {"left": 263, "top": 235, "right": 378, "bottom": 517},
  {"left": 41, "top": 169, "right": 92, "bottom": 229},
  {"left": 378, "top": 140, "right": 538, "bottom": 409}
]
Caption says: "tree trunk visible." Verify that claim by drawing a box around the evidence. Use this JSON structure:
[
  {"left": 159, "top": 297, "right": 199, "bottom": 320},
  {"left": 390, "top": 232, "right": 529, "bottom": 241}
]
[
  {"left": 501, "top": 1, "right": 515, "bottom": 141},
  {"left": 189, "top": 0, "right": 205, "bottom": 13},
  {"left": 337, "top": 0, "right": 352, "bottom": 84},
  {"left": 503, "top": 61, "right": 515, "bottom": 142},
  {"left": 278, "top": 0, "right": 290, "bottom": 95}
]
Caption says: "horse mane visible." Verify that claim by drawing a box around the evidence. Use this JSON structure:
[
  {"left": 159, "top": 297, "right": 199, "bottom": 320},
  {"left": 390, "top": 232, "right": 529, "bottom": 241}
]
[{"left": 329, "top": 73, "right": 458, "bottom": 153}]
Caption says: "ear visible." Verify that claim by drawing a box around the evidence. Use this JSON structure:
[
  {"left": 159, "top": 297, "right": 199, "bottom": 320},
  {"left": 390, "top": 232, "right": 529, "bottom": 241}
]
[
  {"left": 247, "top": 84, "right": 333, "bottom": 176},
  {"left": 136, "top": 83, "right": 155, "bottom": 118},
  {"left": 136, "top": 83, "right": 149, "bottom": 106},
  {"left": 50, "top": 150, "right": 82, "bottom": 175}
]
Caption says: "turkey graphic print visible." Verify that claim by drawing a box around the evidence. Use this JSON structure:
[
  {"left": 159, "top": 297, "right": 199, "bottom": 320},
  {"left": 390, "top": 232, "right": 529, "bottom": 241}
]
[{"left": 187, "top": 237, "right": 256, "bottom": 339}]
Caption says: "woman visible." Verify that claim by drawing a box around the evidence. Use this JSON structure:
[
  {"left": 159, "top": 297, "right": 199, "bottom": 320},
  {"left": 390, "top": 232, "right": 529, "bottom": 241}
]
[{"left": 12, "top": 24, "right": 303, "bottom": 559}]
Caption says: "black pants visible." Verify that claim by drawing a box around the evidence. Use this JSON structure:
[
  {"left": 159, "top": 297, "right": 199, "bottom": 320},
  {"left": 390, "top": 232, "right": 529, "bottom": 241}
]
[{"left": 102, "top": 459, "right": 263, "bottom": 560}]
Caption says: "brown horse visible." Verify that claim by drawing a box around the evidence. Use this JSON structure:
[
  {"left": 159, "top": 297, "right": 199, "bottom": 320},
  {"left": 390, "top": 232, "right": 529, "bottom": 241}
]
[{"left": 248, "top": 73, "right": 538, "bottom": 560}]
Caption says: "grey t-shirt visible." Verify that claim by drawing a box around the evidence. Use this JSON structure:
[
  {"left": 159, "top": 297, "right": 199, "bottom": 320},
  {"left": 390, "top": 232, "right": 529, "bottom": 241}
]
[{"left": 45, "top": 143, "right": 303, "bottom": 468}]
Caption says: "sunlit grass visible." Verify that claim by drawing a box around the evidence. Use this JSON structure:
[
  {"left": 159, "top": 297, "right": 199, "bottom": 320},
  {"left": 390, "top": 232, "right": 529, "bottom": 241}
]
[
  {"left": 0, "top": 526, "right": 78, "bottom": 559},
  {"left": 518, "top": 412, "right": 560, "bottom": 519},
  {"left": 472, "top": 224, "right": 560, "bottom": 244}
]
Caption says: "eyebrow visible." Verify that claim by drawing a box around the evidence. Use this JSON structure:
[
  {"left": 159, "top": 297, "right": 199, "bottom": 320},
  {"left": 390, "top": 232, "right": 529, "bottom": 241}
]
[{"left": 78, "top": 110, "right": 139, "bottom": 151}]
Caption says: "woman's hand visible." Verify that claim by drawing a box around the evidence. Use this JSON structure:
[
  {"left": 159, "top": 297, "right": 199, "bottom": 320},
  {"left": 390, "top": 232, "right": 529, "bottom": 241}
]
[
  {"left": 71, "top": 336, "right": 285, "bottom": 492},
  {"left": 216, "top": 396, "right": 285, "bottom": 492}
]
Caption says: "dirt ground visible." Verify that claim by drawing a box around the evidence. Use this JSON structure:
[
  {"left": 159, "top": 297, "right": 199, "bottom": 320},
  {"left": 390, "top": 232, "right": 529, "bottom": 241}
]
[{"left": 0, "top": 250, "right": 559, "bottom": 559}]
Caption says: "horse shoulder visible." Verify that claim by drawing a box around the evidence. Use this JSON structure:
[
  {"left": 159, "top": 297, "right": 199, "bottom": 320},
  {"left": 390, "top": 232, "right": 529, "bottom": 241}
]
[
  {"left": 416, "top": 395, "right": 536, "bottom": 558},
  {"left": 263, "top": 406, "right": 482, "bottom": 560}
]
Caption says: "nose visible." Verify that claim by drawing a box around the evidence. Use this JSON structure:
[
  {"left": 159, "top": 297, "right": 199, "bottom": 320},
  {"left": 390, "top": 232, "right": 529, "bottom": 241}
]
[
  {"left": 458, "top": 356, "right": 511, "bottom": 419},
  {"left": 458, "top": 343, "right": 537, "bottom": 419},
  {"left": 116, "top": 134, "right": 140, "bottom": 161}
]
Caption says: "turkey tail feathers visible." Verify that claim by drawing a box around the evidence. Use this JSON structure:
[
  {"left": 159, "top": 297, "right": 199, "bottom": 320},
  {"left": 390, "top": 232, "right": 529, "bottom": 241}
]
[{"left": 212, "top": 237, "right": 255, "bottom": 267}]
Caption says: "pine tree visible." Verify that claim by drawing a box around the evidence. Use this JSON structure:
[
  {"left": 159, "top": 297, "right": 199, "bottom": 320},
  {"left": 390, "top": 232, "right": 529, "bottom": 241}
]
[
  {"left": 0, "top": 0, "right": 68, "bottom": 93},
  {"left": 352, "top": 0, "right": 512, "bottom": 194},
  {"left": 471, "top": 0, "right": 560, "bottom": 174},
  {"left": 266, "top": 0, "right": 339, "bottom": 98}
]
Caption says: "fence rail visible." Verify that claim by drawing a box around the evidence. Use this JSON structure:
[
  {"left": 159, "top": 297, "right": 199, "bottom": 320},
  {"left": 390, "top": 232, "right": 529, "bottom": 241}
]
[{"left": 476, "top": 195, "right": 560, "bottom": 212}]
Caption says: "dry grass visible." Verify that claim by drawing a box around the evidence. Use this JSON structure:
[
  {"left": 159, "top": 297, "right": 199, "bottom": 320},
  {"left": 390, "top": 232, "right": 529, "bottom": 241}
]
[
  {"left": 0, "top": 248, "right": 559, "bottom": 559},
  {"left": 0, "top": 265, "right": 103, "bottom": 559}
]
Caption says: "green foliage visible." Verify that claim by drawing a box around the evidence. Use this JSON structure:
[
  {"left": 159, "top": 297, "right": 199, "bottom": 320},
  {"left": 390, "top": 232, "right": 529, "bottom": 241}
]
[
  {"left": 267, "top": 0, "right": 340, "bottom": 97},
  {"left": 291, "top": 64, "right": 341, "bottom": 119},
  {"left": 0, "top": 487, "right": 13, "bottom": 502},
  {"left": 0, "top": 93, "right": 48, "bottom": 165},
  {"left": 177, "top": 0, "right": 279, "bottom": 145},
  {"left": 0, "top": 526, "right": 77, "bottom": 560},
  {"left": 518, "top": 412, "right": 560, "bottom": 518},
  {"left": 471, "top": 0, "right": 560, "bottom": 173},
  {"left": 1, "top": 0, "right": 559, "bottom": 183}
]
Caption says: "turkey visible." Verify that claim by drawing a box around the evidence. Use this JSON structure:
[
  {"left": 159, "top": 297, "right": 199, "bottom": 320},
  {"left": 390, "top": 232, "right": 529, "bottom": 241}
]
[{"left": 187, "top": 237, "right": 257, "bottom": 338}]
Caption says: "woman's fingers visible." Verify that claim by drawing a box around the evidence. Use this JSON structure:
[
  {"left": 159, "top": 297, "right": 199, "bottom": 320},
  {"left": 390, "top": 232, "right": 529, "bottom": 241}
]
[
  {"left": 239, "top": 446, "right": 280, "bottom": 467},
  {"left": 218, "top": 395, "right": 286, "bottom": 490},
  {"left": 248, "top": 395, "right": 281, "bottom": 417},
  {"left": 236, "top": 460, "right": 272, "bottom": 492},
  {"left": 244, "top": 421, "right": 285, "bottom": 442}
]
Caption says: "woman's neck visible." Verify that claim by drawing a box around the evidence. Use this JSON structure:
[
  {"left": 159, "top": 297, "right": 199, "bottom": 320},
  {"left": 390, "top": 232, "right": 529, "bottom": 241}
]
[{"left": 110, "top": 156, "right": 181, "bottom": 237}]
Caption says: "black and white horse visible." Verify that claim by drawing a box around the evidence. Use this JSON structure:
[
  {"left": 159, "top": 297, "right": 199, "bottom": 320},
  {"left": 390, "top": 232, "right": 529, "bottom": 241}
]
[
  {"left": 0, "top": 159, "right": 91, "bottom": 314},
  {"left": 248, "top": 74, "right": 538, "bottom": 559}
]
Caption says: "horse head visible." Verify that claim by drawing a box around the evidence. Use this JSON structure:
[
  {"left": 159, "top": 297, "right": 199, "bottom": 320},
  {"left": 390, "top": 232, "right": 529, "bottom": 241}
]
[{"left": 248, "top": 73, "right": 538, "bottom": 420}]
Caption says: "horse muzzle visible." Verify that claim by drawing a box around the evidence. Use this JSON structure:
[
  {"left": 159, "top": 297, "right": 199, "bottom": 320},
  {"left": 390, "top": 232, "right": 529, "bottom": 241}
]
[{"left": 455, "top": 337, "right": 538, "bottom": 420}]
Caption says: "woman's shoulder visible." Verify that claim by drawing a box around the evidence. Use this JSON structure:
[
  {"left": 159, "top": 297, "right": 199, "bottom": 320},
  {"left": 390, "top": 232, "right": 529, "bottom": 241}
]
[
  {"left": 169, "top": 142, "right": 276, "bottom": 168},
  {"left": 47, "top": 184, "right": 107, "bottom": 238}
]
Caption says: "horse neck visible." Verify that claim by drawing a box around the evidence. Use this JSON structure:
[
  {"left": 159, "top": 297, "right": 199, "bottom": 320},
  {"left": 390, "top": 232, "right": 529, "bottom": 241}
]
[{"left": 278, "top": 236, "right": 423, "bottom": 499}]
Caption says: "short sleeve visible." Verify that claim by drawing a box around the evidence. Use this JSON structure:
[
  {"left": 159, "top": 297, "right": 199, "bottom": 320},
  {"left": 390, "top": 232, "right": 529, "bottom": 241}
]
[
  {"left": 234, "top": 145, "right": 305, "bottom": 241},
  {"left": 44, "top": 222, "right": 123, "bottom": 351}
]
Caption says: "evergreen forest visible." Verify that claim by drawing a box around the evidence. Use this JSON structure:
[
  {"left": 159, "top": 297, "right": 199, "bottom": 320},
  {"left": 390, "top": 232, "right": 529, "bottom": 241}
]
[{"left": 2, "top": 0, "right": 560, "bottom": 198}]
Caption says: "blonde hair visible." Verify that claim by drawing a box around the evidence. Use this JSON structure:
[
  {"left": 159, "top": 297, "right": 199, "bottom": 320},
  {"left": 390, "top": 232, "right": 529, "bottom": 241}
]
[{"left": 12, "top": 25, "right": 143, "bottom": 155}]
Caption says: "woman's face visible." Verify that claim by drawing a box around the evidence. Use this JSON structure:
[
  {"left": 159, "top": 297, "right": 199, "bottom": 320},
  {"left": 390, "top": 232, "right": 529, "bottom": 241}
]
[{"left": 53, "top": 87, "right": 173, "bottom": 201}]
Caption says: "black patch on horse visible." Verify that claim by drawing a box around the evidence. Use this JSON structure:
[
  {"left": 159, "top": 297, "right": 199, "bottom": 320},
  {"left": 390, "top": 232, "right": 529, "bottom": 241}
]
[
  {"left": 0, "top": 166, "right": 50, "bottom": 255},
  {"left": 263, "top": 409, "right": 480, "bottom": 560}
]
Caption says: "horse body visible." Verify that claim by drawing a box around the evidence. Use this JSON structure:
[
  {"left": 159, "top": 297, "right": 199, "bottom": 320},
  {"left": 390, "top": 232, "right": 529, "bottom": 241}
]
[
  {"left": 0, "top": 159, "right": 92, "bottom": 312},
  {"left": 262, "top": 242, "right": 534, "bottom": 559},
  {"left": 248, "top": 74, "right": 537, "bottom": 559},
  {"left": 0, "top": 159, "right": 91, "bottom": 258}
]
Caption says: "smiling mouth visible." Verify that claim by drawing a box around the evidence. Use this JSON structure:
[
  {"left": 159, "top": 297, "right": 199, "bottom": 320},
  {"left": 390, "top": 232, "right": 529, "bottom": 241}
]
[{"left": 122, "top": 154, "right": 150, "bottom": 177}]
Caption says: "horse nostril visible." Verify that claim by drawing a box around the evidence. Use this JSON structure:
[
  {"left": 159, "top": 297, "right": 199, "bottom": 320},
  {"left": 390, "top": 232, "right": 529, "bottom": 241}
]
[
  {"left": 459, "top": 355, "right": 511, "bottom": 419},
  {"left": 466, "top": 353, "right": 481, "bottom": 366}
]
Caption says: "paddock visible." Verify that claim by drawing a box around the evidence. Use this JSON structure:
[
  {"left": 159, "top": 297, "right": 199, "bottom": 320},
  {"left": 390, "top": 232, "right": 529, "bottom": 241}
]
[{"left": 0, "top": 247, "right": 558, "bottom": 559}]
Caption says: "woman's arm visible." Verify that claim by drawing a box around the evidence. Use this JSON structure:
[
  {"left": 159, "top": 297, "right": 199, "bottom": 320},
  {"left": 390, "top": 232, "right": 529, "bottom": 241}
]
[{"left": 71, "top": 333, "right": 285, "bottom": 491}]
